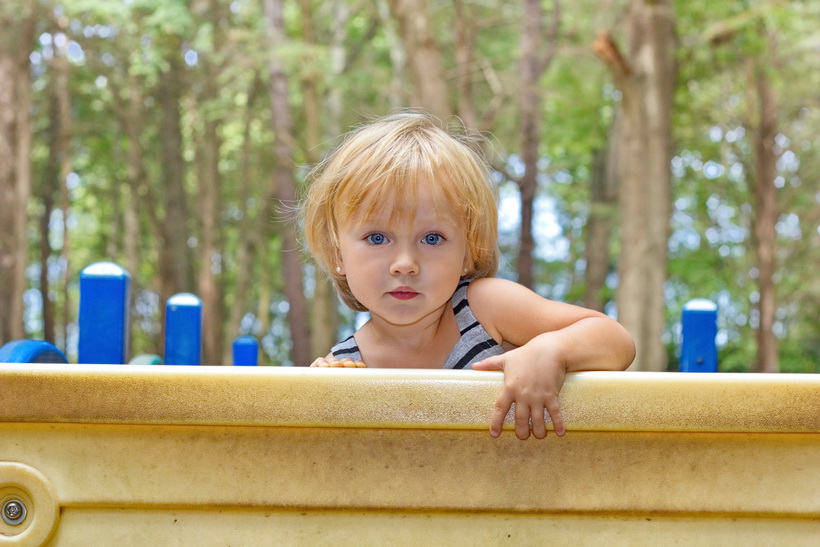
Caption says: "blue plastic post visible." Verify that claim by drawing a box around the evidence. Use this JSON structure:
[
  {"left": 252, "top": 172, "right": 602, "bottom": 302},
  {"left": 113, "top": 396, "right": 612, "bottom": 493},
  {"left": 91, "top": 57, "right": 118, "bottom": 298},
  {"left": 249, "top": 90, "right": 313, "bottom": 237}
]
[
  {"left": 680, "top": 299, "right": 718, "bottom": 373},
  {"left": 78, "top": 262, "right": 131, "bottom": 364},
  {"left": 232, "top": 336, "right": 259, "bottom": 366},
  {"left": 165, "top": 293, "right": 202, "bottom": 366}
]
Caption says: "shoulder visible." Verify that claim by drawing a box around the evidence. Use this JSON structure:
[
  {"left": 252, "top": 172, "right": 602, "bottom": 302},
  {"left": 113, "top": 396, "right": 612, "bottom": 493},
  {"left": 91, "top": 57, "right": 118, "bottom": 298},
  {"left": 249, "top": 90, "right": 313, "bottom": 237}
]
[
  {"left": 464, "top": 278, "right": 537, "bottom": 342},
  {"left": 466, "top": 277, "right": 538, "bottom": 304},
  {"left": 466, "top": 277, "right": 607, "bottom": 346}
]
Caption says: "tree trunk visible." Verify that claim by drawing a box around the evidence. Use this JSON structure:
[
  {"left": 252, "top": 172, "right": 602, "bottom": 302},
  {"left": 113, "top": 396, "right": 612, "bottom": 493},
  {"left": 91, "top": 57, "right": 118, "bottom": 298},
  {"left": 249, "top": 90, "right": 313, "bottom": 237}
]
[
  {"left": 193, "top": 0, "right": 226, "bottom": 365},
  {"left": 517, "top": 0, "right": 538, "bottom": 289},
  {"left": 157, "top": 41, "right": 194, "bottom": 297},
  {"left": 517, "top": 0, "right": 560, "bottom": 289},
  {"left": 300, "top": 0, "right": 340, "bottom": 359},
  {"left": 583, "top": 135, "right": 618, "bottom": 312},
  {"left": 453, "top": 0, "right": 477, "bottom": 128},
  {"left": 750, "top": 57, "right": 779, "bottom": 373},
  {"left": 386, "top": 0, "right": 451, "bottom": 118},
  {"left": 0, "top": 1, "right": 36, "bottom": 344},
  {"left": 119, "top": 72, "right": 167, "bottom": 355},
  {"left": 595, "top": 0, "right": 677, "bottom": 371},
  {"left": 54, "top": 22, "right": 73, "bottom": 350},
  {"left": 195, "top": 101, "right": 224, "bottom": 365},
  {"left": 376, "top": 0, "right": 408, "bottom": 111},
  {"left": 223, "top": 75, "right": 263, "bottom": 364},
  {"left": 123, "top": 180, "right": 141, "bottom": 347},
  {"left": 263, "top": 0, "right": 312, "bottom": 366},
  {"left": 39, "top": 85, "right": 62, "bottom": 343}
]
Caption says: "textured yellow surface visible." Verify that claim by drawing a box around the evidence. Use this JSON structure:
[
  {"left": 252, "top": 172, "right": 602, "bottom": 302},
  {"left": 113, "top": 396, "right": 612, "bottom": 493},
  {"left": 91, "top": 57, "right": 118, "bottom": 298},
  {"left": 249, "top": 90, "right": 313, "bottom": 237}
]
[
  {"left": 1, "top": 364, "right": 818, "bottom": 545},
  {"left": 48, "top": 510, "right": 820, "bottom": 546},
  {"left": 1, "top": 364, "right": 818, "bottom": 432}
]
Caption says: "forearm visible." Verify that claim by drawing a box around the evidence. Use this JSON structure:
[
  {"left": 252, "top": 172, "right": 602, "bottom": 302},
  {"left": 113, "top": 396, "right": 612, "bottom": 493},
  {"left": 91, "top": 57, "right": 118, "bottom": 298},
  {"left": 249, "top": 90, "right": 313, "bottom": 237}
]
[{"left": 529, "top": 316, "right": 636, "bottom": 372}]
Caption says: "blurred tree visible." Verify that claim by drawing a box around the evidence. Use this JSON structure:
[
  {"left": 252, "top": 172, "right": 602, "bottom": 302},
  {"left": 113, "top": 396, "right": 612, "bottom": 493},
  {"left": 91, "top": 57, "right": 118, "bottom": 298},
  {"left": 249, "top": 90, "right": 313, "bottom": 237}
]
[
  {"left": 191, "top": 0, "right": 228, "bottom": 364},
  {"left": 53, "top": 14, "right": 74, "bottom": 349},
  {"left": 9, "top": 0, "right": 817, "bottom": 372},
  {"left": 595, "top": 0, "right": 678, "bottom": 371},
  {"left": 583, "top": 129, "right": 618, "bottom": 312},
  {"left": 298, "top": 0, "right": 339, "bottom": 359},
  {"left": 0, "top": 0, "right": 37, "bottom": 344},
  {"left": 157, "top": 34, "right": 195, "bottom": 299},
  {"left": 263, "top": 0, "right": 312, "bottom": 365},
  {"left": 517, "top": 0, "right": 561, "bottom": 289},
  {"left": 387, "top": 0, "right": 451, "bottom": 118},
  {"left": 749, "top": 44, "right": 779, "bottom": 373},
  {"left": 670, "top": 0, "right": 818, "bottom": 372}
]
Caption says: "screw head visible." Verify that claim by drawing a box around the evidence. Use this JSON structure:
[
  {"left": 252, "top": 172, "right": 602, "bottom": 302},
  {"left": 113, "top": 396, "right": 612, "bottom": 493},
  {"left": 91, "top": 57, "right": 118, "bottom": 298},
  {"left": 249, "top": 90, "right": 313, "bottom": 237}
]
[{"left": 2, "top": 499, "right": 26, "bottom": 525}]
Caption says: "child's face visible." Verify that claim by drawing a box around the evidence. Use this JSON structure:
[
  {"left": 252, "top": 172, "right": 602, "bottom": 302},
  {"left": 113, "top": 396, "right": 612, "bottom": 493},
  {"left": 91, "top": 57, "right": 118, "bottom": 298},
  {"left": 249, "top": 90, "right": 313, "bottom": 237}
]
[{"left": 337, "top": 176, "right": 469, "bottom": 326}]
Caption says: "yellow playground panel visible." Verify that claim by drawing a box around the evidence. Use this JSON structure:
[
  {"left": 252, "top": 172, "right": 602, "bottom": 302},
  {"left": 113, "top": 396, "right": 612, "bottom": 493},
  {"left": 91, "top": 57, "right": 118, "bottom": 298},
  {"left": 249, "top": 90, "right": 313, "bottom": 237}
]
[{"left": 1, "top": 364, "right": 818, "bottom": 545}]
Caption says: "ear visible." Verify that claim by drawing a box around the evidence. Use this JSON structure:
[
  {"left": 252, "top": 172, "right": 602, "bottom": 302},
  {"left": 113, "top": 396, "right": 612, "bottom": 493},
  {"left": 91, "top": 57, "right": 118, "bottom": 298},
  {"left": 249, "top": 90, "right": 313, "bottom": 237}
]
[
  {"left": 332, "top": 247, "right": 345, "bottom": 276},
  {"left": 461, "top": 249, "right": 472, "bottom": 277}
]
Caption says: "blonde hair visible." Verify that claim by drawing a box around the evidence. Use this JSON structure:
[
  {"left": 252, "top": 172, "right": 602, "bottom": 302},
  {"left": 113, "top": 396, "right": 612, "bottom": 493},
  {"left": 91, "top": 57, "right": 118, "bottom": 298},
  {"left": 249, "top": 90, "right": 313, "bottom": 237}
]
[{"left": 302, "top": 110, "right": 499, "bottom": 311}]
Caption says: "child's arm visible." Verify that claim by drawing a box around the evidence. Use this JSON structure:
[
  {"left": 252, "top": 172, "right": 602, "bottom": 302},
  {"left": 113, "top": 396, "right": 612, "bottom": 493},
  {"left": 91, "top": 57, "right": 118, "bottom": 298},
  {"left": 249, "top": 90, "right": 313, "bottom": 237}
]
[{"left": 469, "top": 278, "right": 635, "bottom": 440}]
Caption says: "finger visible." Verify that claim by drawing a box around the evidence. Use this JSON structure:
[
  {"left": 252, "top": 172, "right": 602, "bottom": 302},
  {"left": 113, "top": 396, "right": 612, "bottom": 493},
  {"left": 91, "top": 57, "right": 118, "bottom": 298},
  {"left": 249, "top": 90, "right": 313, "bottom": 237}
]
[
  {"left": 546, "top": 398, "right": 565, "bottom": 437},
  {"left": 310, "top": 358, "right": 328, "bottom": 367},
  {"left": 530, "top": 405, "right": 547, "bottom": 439},
  {"left": 514, "top": 401, "right": 531, "bottom": 440},
  {"left": 490, "top": 392, "right": 513, "bottom": 438},
  {"left": 472, "top": 356, "right": 505, "bottom": 371}
]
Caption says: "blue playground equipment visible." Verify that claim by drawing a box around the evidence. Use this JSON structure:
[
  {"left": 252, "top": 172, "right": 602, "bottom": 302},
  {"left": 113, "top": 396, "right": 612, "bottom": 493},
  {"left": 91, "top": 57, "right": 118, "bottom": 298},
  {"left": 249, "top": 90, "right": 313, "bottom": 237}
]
[
  {"left": 164, "top": 293, "right": 203, "bottom": 366},
  {"left": 232, "top": 335, "right": 260, "bottom": 366},
  {"left": 0, "top": 339, "right": 68, "bottom": 364},
  {"left": 679, "top": 298, "right": 718, "bottom": 373},
  {"left": 78, "top": 262, "right": 131, "bottom": 364},
  {"left": 0, "top": 262, "right": 717, "bottom": 369},
  {"left": 0, "top": 261, "right": 259, "bottom": 366}
]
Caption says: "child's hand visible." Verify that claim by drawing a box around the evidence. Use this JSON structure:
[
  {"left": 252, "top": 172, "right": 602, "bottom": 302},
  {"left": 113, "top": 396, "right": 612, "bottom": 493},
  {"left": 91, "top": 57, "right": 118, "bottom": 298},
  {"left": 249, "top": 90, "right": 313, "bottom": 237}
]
[
  {"left": 310, "top": 356, "right": 367, "bottom": 368},
  {"left": 472, "top": 341, "right": 566, "bottom": 440}
]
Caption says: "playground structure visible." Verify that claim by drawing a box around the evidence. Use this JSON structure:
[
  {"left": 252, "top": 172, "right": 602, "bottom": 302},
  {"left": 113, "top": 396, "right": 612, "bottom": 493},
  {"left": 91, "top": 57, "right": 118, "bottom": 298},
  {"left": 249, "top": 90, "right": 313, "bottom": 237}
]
[
  {"left": 1, "top": 262, "right": 818, "bottom": 544},
  {"left": 0, "top": 262, "right": 260, "bottom": 367},
  {"left": 0, "top": 261, "right": 720, "bottom": 370}
]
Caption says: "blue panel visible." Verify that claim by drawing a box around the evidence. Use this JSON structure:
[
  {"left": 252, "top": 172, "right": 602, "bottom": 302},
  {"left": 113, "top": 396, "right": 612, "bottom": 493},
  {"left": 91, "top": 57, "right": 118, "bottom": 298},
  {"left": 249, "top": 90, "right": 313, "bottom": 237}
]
[
  {"left": 680, "top": 299, "right": 718, "bottom": 373},
  {"left": 0, "top": 339, "right": 69, "bottom": 363},
  {"left": 78, "top": 262, "right": 131, "bottom": 364},
  {"left": 165, "top": 293, "right": 202, "bottom": 366},
  {"left": 232, "top": 336, "right": 259, "bottom": 366}
]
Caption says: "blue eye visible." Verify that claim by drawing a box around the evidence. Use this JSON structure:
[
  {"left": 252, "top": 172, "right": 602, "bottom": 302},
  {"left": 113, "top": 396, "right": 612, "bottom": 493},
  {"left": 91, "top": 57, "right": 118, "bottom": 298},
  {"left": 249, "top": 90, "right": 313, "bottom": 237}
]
[
  {"left": 423, "top": 233, "right": 443, "bottom": 245},
  {"left": 366, "top": 233, "right": 387, "bottom": 245}
]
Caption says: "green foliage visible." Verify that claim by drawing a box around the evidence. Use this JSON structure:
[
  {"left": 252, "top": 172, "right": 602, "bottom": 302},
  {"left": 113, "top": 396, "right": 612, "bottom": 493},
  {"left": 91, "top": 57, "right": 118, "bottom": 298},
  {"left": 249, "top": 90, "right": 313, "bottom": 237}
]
[{"left": 17, "top": 0, "right": 818, "bottom": 370}]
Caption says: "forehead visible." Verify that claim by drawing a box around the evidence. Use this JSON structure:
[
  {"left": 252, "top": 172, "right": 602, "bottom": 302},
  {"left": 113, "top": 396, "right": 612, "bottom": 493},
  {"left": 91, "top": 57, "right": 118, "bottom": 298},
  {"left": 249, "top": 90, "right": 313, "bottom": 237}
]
[{"left": 337, "top": 171, "right": 462, "bottom": 227}]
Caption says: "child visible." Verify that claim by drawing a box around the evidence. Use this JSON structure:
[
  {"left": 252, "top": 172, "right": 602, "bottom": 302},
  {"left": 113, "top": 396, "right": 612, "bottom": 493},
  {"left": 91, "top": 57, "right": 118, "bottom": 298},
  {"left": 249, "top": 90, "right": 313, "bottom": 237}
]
[{"left": 301, "top": 110, "right": 635, "bottom": 440}]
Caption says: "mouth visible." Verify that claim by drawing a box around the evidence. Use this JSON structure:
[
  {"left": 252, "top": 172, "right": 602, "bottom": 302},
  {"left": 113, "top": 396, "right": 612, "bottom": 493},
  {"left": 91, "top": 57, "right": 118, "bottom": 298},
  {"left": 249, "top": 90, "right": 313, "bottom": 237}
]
[{"left": 389, "top": 287, "right": 419, "bottom": 300}]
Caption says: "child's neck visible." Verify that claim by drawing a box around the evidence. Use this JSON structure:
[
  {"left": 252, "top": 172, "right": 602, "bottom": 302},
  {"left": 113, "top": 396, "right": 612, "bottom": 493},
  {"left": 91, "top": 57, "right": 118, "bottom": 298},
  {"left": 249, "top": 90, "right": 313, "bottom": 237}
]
[{"left": 356, "top": 306, "right": 460, "bottom": 369}]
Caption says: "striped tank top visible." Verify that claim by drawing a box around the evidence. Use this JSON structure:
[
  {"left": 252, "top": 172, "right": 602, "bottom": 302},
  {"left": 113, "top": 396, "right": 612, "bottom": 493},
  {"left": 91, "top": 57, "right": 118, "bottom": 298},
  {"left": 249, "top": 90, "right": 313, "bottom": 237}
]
[{"left": 330, "top": 279, "right": 504, "bottom": 369}]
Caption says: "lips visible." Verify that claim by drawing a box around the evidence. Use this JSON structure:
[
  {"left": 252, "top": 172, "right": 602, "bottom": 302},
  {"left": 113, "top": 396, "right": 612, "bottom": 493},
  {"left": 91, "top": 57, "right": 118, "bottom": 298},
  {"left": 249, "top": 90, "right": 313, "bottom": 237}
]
[{"left": 389, "top": 287, "right": 419, "bottom": 300}]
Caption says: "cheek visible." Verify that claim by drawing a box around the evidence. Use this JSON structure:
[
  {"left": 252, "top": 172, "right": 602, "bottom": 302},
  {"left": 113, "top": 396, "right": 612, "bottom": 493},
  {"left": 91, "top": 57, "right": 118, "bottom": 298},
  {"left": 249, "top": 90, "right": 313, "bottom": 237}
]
[
  {"left": 337, "top": 236, "right": 359, "bottom": 266},
  {"left": 452, "top": 240, "right": 470, "bottom": 269}
]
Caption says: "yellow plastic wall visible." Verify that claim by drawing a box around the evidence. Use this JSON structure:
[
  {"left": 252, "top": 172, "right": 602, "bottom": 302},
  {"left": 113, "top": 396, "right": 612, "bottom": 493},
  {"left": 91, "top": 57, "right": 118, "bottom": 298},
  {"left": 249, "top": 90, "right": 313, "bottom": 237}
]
[{"left": 1, "top": 364, "right": 818, "bottom": 545}]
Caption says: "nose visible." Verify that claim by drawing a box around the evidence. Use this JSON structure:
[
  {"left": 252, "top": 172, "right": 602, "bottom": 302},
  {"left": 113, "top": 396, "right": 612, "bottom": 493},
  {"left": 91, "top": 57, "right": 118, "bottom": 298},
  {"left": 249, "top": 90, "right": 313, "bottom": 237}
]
[{"left": 391, "top": 244, "right": 419, "bottom": 276}]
